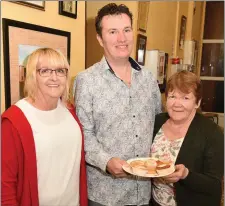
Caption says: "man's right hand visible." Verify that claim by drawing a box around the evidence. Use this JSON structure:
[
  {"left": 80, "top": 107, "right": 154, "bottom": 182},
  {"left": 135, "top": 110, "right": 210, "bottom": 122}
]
[{"left": 106, "top": 157, "right": 129, "bottom": 178}]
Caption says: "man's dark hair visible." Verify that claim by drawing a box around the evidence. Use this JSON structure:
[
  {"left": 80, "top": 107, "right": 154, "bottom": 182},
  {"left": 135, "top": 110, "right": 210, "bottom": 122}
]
[{"left": 95, "top": 3, "right": 133, "bottom": 37}]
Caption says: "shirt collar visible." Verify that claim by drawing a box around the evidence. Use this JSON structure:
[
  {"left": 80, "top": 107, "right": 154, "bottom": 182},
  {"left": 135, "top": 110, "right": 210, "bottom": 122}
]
[{"left": 100, "top": 56, "right": 142, "bottom": 74}]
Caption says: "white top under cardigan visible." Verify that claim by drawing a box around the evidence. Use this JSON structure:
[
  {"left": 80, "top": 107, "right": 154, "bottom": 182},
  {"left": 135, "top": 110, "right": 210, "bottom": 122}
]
[{"left": 16, "top": 99, "right": 81, "bottom": 206}]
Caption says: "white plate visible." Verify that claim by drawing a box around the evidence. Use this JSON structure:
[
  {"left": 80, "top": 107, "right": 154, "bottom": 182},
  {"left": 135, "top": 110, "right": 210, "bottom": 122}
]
[{"left": 122, "top": 157, "right": 175, "bottom": 178}]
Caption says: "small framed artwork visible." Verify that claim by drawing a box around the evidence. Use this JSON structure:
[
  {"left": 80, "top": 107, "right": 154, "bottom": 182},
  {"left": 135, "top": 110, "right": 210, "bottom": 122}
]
[
  {"left": 179, "top": 15, "right": 187, "bottom": 49},
  {"left": 59, "top": 1, "right": 77, "bottom": 19},
  {"left": 2, "top": 18, "right": 71, "bottom": 109},
  {"left": 193, "top": 40, "right": 198, "bottom": 70},
  {"left": 158, "top": 53, "right": 169, "bottom": 93},
  {"left": 13, "top": 1, "right": 45, "bottom": 10},
  {"left": 158, "top": 52, "right": 166, "bottom": 85},
  {"left": 137, "top": 2, "right": 150, "bottom": 32},
  {"left": 136, "top": 34, "right": 147, "bottom": 66}
]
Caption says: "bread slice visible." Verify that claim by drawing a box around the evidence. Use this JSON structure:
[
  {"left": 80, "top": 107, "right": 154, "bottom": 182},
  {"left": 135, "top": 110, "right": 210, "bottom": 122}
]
[
  {"left": 144, "top": 159, "right": 157, "bottom": 170},
  {"left": 156, "top": 164, "right": 174, "bottom": 176},
  {"left": 130, "top": 160, "right": 145, "bottom": 167},
  {"left": 156, "top": 163, "right": 171, "bottom": 170},
  {"left": 131, "top": 165, "right": 148, "bottom": 175}
]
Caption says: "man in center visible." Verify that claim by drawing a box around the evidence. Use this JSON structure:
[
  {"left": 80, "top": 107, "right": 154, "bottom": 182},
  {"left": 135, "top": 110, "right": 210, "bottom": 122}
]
[{"left": 74, "top": 3, "right": 161, "bottom": 206}]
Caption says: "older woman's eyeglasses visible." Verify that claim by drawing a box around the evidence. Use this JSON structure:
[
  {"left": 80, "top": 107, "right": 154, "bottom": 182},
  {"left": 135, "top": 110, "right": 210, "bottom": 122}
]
[{"left": 37, "top": 68, "right": 68, "bottom": 77}]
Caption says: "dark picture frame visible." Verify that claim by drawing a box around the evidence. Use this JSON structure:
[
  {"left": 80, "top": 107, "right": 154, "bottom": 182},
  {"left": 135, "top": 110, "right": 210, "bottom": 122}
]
[
  {"left": 136, "top": 34, "right": 147, "bottom": 66},
  {"left": 159, "top": 53, "right": 169, "bottom": 93},
  {"left": 179, "top": 15, "right": 187, "bottom": 49},
  {"left": 59, "top": 1, "right": 77, "bottom": 19},
  {"left": 2, "top": 18, "right": 71, "bottom": 109},
  {"left": 13, "top": 1, "right": 45, "bottom": 11}
]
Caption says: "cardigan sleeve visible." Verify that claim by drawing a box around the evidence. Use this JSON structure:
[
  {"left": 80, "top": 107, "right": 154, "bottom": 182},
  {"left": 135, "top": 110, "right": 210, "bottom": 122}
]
[
  {"left": 179, "top": 125, "right": 224, "bottom": 196},
  {"left": 1, "top": 119, "right": 19, "bottom": 206}
]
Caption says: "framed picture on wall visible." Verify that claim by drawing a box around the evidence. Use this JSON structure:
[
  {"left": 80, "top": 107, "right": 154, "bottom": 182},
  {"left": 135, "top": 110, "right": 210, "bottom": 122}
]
[
  {"left": 137, "top": 1, "right": 150, "bottom": 32},
  {"left": 59, "top": 1, "right": 77, "bottom": 19},
  {"left": 179, "top": 15, "right": 187, "bottom": 49},
  {"left": 158, "top": 53, "right": 169, "bottom": 93},
  {"left": 2, "top": 18, "right": 71, "bottom": 109},
  {"left": 136, "top": 34, "right": 147, "bottom": 66},
  {"left": 13, "top": 1, "right": 45, "bottom": 10}
]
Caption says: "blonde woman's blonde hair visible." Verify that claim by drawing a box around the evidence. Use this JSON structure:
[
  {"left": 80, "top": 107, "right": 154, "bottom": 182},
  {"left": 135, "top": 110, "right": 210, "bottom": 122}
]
[{"left": 24, "top": 48, "right": 70, "bottom": 106}]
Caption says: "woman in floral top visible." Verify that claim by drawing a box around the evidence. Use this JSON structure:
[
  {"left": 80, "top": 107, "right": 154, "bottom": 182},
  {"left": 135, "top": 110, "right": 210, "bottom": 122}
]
[{"left": 149, "top": 71, "right": 224, "bottom": 206}]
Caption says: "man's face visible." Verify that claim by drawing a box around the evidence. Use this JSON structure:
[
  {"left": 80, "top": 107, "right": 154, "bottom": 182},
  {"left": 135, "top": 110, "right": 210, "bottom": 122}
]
[{"left": 97, "top": 13, "right": 134, "bottom": 61}]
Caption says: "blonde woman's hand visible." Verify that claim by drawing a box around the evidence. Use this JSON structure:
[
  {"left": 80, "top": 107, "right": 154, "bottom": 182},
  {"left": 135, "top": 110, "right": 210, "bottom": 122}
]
[{"left": 162, "top": 164, "right": 189, "bottom": 184}]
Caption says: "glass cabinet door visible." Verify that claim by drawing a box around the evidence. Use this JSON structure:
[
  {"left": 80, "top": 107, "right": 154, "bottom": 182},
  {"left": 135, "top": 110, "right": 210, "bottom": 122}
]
[{"left": 200, "top": 43, "right": 224, "bottom": 77}]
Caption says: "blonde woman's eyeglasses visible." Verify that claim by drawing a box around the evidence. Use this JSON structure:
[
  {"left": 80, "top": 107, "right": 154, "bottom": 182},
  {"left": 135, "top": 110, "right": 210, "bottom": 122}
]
[{"left": 37, "top": 68, "right": 68, "bottom": 77}]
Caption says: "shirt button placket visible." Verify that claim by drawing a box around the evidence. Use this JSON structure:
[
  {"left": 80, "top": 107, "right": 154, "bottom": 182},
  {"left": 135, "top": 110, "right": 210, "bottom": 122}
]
[{"left": 135, "top": 135, "right": 139, "bottom": 157}]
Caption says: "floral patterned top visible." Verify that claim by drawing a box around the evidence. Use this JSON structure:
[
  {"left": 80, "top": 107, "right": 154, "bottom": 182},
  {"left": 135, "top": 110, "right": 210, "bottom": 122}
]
[{"left": 150, "top": 128, "right": 184, "bottom": 206}]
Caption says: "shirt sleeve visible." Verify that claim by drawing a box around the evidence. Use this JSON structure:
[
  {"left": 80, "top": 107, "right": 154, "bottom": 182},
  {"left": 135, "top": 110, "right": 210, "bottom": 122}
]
[
  {"left": 179, "top": 125, "right": 224, "bottom": 196},
  {"left": 1, "top": 118, "right": 19, "bottom": 206},
  {"left": 74, "top": 74, "right": 112, "bottom": 172}
]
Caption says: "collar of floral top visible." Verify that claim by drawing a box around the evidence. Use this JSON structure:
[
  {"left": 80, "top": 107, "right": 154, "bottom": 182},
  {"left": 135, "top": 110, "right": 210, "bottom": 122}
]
[{"left": 103, "top": 56, "right": 142, "bottom": 74}]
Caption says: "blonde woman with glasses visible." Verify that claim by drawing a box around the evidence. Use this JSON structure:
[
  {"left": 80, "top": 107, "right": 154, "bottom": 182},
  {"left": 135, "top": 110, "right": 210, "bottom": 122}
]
[{"left": 2, "top": 48, "right": 87, "bottom": 206}]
